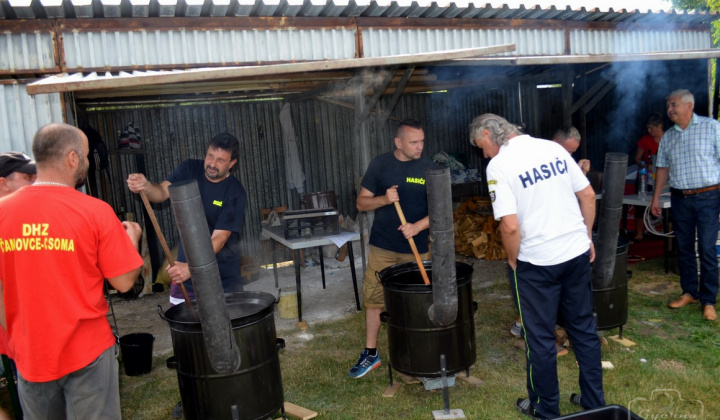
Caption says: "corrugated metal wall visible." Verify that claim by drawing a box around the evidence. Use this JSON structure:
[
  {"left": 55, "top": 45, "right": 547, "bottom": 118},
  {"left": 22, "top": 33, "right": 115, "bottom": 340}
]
[
  {"left": 363, "top": 28, "right": 565, "bottom": 57},
  {"left": 0, "top": 32, "right": 56, "bottom": 72},
  {"left": 62, "top": 28, "right": 357, "bottom": 69},
  {"left": 0, "top": 83, "right": 64, "bottom": 154},
  {"left": 570, "top": 29, "right": 710, "bottom": 55}
]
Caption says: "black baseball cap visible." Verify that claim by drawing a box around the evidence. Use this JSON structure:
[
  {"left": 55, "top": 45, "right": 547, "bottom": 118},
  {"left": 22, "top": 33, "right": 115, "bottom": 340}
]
[{"left": 0, "top": 152, "right": 36, "bottom": 178}]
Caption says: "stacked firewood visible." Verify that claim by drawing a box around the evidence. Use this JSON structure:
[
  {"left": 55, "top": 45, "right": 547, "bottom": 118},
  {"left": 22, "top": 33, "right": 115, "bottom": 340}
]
[{"left": 453, "top": 196, "right": 506, "bottom": 260}]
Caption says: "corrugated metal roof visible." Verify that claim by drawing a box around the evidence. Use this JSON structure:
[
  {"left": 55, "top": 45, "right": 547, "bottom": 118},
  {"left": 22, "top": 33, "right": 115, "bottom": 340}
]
[{"left": 0, "top": 0, "right": 718, "bottom": 23}]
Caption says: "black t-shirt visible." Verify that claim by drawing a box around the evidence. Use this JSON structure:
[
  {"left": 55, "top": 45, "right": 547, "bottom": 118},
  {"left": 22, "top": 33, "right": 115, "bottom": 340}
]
[
  {"left": 361, "top": 152, "right": 433, "bottom": 254},
  {"left": 166, "top": 159, "right": 247, "bottom": 295}
]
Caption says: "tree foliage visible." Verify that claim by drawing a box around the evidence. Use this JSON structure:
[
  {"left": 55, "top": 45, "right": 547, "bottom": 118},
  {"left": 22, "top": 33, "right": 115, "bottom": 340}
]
[{"left": 672, "top": 0, "right": 720, "bottom": 45}]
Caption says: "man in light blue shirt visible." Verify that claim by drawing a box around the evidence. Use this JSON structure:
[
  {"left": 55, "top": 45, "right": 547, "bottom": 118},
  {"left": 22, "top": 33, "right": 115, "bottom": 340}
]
[{"left": 651, "top": 89, "right": 720, "bottom": 321}]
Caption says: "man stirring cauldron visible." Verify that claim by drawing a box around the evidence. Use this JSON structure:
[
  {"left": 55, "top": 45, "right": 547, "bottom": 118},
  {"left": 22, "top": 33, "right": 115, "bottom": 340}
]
[
  {"left": 127, "top": 132, "right": 247, "bottom": 306},
  {"left": 349, "top": 119, "right": 434, "bottom": 378},
  {"left": 470, "top": 114, "right": 604, "bottom": 419},
  {"left": 0, "top": 123, "right": 143, "bottom": 419},
  {"left": 127, "top": 132, "right": 246, "bottom": 419}
]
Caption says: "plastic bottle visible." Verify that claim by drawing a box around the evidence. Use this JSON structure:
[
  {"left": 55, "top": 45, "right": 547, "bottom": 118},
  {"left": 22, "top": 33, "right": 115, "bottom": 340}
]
[{"left": 638, "top": 162, "right": 648, "bottom": 197}]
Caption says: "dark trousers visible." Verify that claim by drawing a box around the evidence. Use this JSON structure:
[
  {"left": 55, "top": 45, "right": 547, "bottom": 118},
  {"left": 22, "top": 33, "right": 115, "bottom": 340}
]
[
  {"left": 512, "top": 251, "right": 605, "bottom": 419},
  {"left": 671, "top": 189, "right": 720, "bottom": 306}
]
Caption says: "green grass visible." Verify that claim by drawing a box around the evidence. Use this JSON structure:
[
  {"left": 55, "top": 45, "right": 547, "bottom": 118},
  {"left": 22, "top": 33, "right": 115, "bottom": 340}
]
[{"left": 1, "top": 257, "right": 718, "bottom": 419}]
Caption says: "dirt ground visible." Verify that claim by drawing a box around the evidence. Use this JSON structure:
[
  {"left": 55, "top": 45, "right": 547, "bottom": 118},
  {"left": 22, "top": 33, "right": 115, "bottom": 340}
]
[{"left": 107, "top": 250, "right": 504, "bottom": 358}]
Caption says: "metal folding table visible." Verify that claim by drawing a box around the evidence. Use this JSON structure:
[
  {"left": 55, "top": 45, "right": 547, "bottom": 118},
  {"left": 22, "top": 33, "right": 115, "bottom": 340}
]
[{"left": 261, "top": 226, "right": 361, "bottom": 325}]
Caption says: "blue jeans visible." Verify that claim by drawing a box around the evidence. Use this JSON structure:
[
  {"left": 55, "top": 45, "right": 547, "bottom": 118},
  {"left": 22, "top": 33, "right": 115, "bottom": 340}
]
[{"left": 671, "top": 189, "right": 720, "bottom": 306}]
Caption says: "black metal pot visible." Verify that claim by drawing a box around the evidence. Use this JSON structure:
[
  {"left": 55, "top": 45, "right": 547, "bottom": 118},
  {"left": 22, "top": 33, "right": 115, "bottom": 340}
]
[
  {"left": 593, "top": 236, "right": 630, "bottom": 331},
  {"left": 159, "top": 291, "right": 284, "bottom": 420},
  {"left": 379, "top": 261, "right": 476, "bottom": 378}
]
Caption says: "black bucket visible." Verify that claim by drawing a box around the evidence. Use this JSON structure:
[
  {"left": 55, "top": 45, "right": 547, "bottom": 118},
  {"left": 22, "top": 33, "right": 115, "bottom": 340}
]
[
  {"left": 379, "top": 261, "right": 476, "bottom": 378},
  {"left": 119, "top": 333, "right": 154, "bottom": 376},
  {"left": 593, "top": 236, "right": 630, "bottom": 331},
  {"left": 159, "top": 291, "right": 284, "bottom": 420}
]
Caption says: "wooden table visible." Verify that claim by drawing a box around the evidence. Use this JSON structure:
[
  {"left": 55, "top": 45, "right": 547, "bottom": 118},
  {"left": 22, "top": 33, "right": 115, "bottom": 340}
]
[{"left": 261, "top": 226, "right": 361, "bottom": 325}]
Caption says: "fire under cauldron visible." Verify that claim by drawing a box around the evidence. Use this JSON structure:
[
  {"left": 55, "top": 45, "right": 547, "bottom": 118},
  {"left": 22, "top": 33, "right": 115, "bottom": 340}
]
[
  {"left": 159, "top": 291, "right": 285, "bottom": 420},
  {"left": 380, "top": 261, "right": 476, "bottom": 379}
]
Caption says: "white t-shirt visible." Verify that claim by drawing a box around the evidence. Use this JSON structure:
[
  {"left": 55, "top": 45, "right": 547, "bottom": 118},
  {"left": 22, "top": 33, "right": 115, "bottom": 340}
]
[{"left": 487, "top": 134, "right": 591, "bottom": 266}]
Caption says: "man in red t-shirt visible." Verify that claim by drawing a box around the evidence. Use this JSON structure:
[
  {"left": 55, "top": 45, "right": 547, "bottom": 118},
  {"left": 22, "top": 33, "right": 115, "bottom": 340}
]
[{"left": 0, "top": 123, "right": 143, "bottom": 420}]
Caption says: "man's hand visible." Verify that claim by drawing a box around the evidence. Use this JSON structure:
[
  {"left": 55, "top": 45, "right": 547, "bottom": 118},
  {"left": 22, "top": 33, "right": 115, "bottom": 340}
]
[
  {"left": 589, "top": 242, "right": 595, "bottom": 263},
  {"left": 167, "top": 262, "right": 191, "bottom": 284},
  {"left": 384, "top": 185, "right": 399, "bottom": 205},
  {"left": 122, "top": 221, "right": 142, "bottom": 250},
  {"left": 398, "top": 222, "right": 420, "bottom": 239},
  {"left": 127, "top": 173, "right": 149, "bottom": 194},
  {"left": 650, "top": 197, "right": 661, "bottom": 217},
  {"left": 578, "top": 159, "right": 591, "bottom": 175}
]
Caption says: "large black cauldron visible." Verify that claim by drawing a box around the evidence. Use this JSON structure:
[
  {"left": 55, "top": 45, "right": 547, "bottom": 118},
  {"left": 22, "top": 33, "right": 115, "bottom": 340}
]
[
  {"left": 160, "top": 292, "right": 284, "bottom": 420},
  {"left": 380, "top": 261, "right": 476, "bottom": 377}
]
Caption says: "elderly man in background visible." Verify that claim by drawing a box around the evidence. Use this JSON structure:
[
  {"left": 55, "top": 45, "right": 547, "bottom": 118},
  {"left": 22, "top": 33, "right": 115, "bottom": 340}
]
[
  {"left": 651, "top": 89, "right": 720, "bottom": 321},
  {"left": 553, "top": 126, "right": 591, "bottom": 175},
  {"left": 471, "top": 114, "right": 604, "bottom": 419},
  {"left": 0, "top": 123, "right": 143, "bottom": 419}
]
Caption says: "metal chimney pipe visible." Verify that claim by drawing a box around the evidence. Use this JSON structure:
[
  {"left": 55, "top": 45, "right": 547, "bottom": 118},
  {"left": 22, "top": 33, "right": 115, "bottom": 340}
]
[
  {"left": 426, "top": 166, "right": 458, "bottom": 327},
  {"left": 168, "top": 179, "right": 241, "bottom": 374},
  {"left": 592, "top": 153, "right": 628, "bottom": 290}
]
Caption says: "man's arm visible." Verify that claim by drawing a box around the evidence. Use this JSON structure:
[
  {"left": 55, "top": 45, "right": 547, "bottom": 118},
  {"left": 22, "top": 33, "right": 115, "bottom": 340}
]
[
  {"left": 106, "top": 221, "right": 143, "bottom": 292},
  {"left": 356, "top": 186, "right": 398, "bottom": 212},
  {"left": 650, "top": 167, "right": 669, "bottom": 217},
  {"left": 499, "top": 214, "right": 520, "bottom": 270},
  {"left": 575, "top": 184, "right": 596, "bottom": 263},
  {"left": 127, "top": 173, "right": 171, "bottom": 203}
]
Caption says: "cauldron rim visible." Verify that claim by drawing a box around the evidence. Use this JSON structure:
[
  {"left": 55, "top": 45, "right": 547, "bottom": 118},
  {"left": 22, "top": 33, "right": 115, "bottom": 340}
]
[
  {"left": 379, "top": 261, "right": 473, "bottom": 292},
  {"left": 162, "top": 291, "right": 276, "bottom": 327}
]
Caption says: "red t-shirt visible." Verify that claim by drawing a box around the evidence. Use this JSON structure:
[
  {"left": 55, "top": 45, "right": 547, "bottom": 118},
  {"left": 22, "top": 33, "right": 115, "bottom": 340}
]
[
  {"left": 636, "top": 135, "right": 660, "bottom": 163},
  {"left": 0, "top": 186, "right": 143, "bottom": 382}
]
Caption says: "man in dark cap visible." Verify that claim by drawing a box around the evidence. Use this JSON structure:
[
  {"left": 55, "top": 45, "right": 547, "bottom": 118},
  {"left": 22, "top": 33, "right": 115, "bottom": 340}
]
[
  {"left": 0, "top": 151, "right": 37, "bottom": 383},
  {"left": 0, "top": 152, "right": 37, "bottom": 198}
]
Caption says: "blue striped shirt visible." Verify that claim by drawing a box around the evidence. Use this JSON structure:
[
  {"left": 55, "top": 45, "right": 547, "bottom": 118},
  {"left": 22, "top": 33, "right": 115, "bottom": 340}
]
[{"left": 656, "top": 113, "right": 720, "bottom": 190}]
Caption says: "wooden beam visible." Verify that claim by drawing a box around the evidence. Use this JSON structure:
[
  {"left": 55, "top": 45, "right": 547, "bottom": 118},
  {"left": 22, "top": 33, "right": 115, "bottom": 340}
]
[
  {"left": 569, "top": 76, "right": 613, "bottom": 115},
  {"left": 26, "top": 44, "right": 516, "bottom": 95},
  {"left": 582, "top": 81, "right": 616, "bottom": 115},
  {"left": 378, "top": 66, "right": 414, "bottom": 129},
  {"left": 355, "top": 66, "right": 398, "bottom": 125}
]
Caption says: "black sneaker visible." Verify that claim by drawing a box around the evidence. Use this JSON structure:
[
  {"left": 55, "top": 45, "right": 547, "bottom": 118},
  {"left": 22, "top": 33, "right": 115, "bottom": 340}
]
[
  {"left": 171, "top": 401, "right": 182, "bottom": 419},
  {"left": 570, "top": 393, "right": 584, "bottom": 408},
  {"left": 515, "top": 398, "right": 542, "bottom": 420}
]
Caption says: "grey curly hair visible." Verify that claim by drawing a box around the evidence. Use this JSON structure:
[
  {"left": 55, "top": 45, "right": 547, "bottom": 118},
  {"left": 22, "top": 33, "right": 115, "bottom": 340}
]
[{"left": 469, "top": 113, "right": 522, "bottom": 147}]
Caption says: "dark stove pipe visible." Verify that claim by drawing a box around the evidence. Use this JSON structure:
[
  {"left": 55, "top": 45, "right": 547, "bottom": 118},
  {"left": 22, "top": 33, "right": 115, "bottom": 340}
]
[
  {"left": 168, "top": 180, "right": 241, "bottom": 374},
  {"left": 592, "top": 153, "right": 628, "bottom": 290},
  {"left": 426, "top": 166, "right": 458, "bottom": 327}
]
